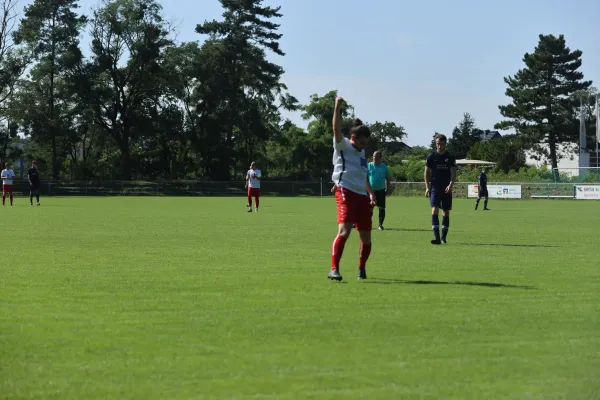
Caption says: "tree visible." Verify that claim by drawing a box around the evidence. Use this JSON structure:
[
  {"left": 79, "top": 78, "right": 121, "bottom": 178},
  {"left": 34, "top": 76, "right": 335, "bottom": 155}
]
[
  {"left": 13, "top": 0, "right": 87, "bottom": 179},
  {"left": 0, "top": 0, "right": 26, "bottom": 112},
  {"left": 84, "top": 0, "right": 174, "bottom": 179},
  {"left": 367, "top": 121, "right": 407, "bottom": 155},
  {"left": 0, "top": 116, "right": 18, "bottom": 168},
  {"left": 467, "top": 135, "right": 526, "bottom": 173},
  {"left": 195, "top": 0, "right": 288, "bottom": 180},
  {"left": 495, "top": 34, "right": 592, "bottom": 170},
  {"left": 446, "top": 112, "right": 482, "bottom": 159}
]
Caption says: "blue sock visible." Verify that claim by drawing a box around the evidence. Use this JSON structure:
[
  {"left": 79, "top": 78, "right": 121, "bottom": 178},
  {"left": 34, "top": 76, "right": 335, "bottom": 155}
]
[
  {"left": 442, "top": 215, "right": 449, "bottom": 240},
  {"left": 432, "top": 214, "right": 440, "bottom": 241}
]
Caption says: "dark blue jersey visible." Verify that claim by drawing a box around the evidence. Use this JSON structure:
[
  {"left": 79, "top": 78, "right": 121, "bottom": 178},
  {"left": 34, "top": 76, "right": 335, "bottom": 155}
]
[
  {"left": 478, "top": 172, "right": 487, "bottom": 190},
  {"left": 426, "top": 152, "right": 456, "bottom": 191},
  {"left": 28, "top": 168, "right": 40, "bottom": 185}
]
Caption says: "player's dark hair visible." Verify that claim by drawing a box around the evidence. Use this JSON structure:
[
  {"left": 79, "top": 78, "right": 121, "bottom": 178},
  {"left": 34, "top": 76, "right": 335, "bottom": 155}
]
[
  {"left": 350, "top": 118, "right": 371, "bottom": 138},
  {"left": 435, "top": 134, "right": 447, "bottom": 143}
]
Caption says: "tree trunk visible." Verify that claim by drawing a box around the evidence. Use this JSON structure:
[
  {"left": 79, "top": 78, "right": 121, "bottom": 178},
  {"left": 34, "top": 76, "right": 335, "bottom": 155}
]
[
  {"left": 548, "top": 133, "right": 559, "bottom": 181},
  {"left": 51, "top": 134, "right": 58, "bottom": 179},
  {"left": 50, "top": 10, "right": 59, "bottom": 179},
  {"left": 120, "top": 143, "right": 131, "bottom": 180}
]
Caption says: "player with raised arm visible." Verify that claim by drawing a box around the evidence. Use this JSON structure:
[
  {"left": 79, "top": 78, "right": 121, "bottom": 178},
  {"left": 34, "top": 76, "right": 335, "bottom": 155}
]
[
  {"left": 245, "top": 162, "right": 261, "bottom": 212},
  {"left": 28, "top": 160, "right": 41, "bottom": 206},
  {"left": 329, "top": 96, "right": 376, "bottom": 281},
  {"left": 1, "top": 162, "right": 16, "bottom": 206},
  {"left": 368, "top": 151, "right": 391, "bottom": 230},
  {"left": 424, "top": 134, "right": 457, "bottom": 244},
  {"left": 475, "top": 167, "right": 489, "bottom": 210}
]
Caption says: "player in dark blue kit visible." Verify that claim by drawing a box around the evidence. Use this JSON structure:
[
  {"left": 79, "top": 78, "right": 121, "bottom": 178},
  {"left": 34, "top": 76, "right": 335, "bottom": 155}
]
[
  {"left": 424, "top": 134, "right": 457, "bottom": 244},
  {"left": 475, "top": 167, "right": 489, "bottom": 210},
  {"left": 28, "top": 160, "right": 41, "bottom": 206}
]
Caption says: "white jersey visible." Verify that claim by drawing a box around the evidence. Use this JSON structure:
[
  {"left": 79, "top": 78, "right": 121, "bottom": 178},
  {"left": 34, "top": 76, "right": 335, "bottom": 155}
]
[
  {"left": 247, "top": 169, "right": 261, "bottom": 188},
  {"left": 331, "top": 136, "right": 368, "bottom": 195},
  {"left": 1, "top": 169, "right": 15, "bottom": 185}
]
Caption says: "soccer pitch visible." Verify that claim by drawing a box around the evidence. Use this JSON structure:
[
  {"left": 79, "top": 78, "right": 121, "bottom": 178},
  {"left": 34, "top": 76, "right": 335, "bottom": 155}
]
[{"left": 1, "top": 196, "right": 599, "bottom": 399}]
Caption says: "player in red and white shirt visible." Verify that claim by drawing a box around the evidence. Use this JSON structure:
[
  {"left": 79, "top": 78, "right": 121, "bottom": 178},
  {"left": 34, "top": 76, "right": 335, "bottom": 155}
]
[
  {"left": 329, "top": 96, "right": 376, "bottom": 281},
  {"left": 1, "top": 162, "right": 16, "bottom": 206},
  {"left": 245, "top": 162, "right": 261, "bottom": 212}
]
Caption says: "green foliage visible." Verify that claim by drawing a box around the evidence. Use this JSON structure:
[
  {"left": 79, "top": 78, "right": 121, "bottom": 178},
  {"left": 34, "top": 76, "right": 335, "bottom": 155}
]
[
  {"left": 455, "top": 164, "right": 556, "bottom": 183},
  {"left": 367, "top": 121, "right": 407, "bottom": 156},
  {"left": 0, "top": 3, "right": 595, "bottom": 183},
  {"left": 496, "top": 34, "right": 592, "bottom": 169},
  {"left": 446, "top": 113, "right": 482, "bottom": 159},
  {"left": 11, "top": 0, "right": 87, "bottom": 179},
  {"left": 467, "top": 134, "right": 526, "bottom": 173}
]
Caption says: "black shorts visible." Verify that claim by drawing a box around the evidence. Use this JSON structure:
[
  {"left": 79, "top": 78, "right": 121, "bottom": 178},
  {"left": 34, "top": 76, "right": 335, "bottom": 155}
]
[
  {"left": 30, "top": 184, "right": 40, "bottom": 192},
  {"left": 430, "top": 190, "right": 452, "bottom": 211},
  {"left": 478, "top": 188, "right": 488, "bottom": 198},
  {"left": 374, "top": 189, "right": 386, "bottom": 208}
]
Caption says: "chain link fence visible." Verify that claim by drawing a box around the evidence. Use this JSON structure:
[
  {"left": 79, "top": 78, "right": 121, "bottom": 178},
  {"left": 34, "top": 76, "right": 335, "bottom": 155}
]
[{"left": 4, "top": 180, "right": 594, "bottom": 199}]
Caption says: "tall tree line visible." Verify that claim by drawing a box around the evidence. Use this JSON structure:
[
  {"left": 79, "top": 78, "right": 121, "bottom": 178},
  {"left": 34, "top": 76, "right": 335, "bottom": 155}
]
[{"left": 0, "top": 1, "right": 593, "bottom": 181}]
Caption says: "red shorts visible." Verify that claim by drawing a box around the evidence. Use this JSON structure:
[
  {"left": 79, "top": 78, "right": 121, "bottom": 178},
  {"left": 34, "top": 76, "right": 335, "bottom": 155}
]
[
  {"left": 335, "top": 186, "right": 372, "bottom": 231},
  {"left": 2, "top": 184, "right": 12, "bottom": 193},
  {"left": 248, "top": 187, "right": 260, "bottom": 197}
]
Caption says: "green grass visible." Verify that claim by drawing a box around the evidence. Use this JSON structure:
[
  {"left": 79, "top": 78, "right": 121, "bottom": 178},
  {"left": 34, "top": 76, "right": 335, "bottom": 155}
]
[{"left": 1, "top": 196, "right": 599, "bottom": 399}]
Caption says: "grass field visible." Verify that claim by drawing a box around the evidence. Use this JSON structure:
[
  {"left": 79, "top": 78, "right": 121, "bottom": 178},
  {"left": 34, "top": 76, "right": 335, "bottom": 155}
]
[{"left": 1, "top": 196, "right": 599, "bottom": 399}]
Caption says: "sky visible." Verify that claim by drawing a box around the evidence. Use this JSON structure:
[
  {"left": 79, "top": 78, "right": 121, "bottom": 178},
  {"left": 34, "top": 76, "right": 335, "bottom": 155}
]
[{"left": 20, "top": 0, "right": 600, "bottom": 147}]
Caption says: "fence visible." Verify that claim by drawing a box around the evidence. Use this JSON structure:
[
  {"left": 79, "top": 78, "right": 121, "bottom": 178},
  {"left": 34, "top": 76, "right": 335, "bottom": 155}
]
[{"left": 5, "top": 180, "right": 598, "bottom": 199}]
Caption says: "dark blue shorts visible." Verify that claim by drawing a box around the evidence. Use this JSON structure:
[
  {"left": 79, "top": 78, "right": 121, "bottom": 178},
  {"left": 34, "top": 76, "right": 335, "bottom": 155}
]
[{"left": 430, "top": 190, "right": 452, "bottom": 210}]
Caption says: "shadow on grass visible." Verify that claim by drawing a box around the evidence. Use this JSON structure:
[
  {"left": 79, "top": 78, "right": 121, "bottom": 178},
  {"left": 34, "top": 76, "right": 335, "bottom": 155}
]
[
  {"left": 365, "top": 278, "right": 536, "bottom": 289},
  {"left": 383, "top": 228, "right": 431, "bottom": 232},
  {"left": 456, "top": 243, "right": 557, "bottom": 248}
]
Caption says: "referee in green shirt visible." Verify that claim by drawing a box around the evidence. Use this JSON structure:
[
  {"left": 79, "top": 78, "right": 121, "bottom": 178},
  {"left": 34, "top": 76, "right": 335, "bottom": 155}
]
[{"left": 368, "top": 151, "right": 391, "bottom": 230}]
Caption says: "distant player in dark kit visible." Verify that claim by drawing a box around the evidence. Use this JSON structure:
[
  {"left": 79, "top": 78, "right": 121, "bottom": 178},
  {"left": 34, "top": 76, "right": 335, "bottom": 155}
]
[
  {"left": 475, "top": 167, "right": 489, "bottom": 210},
  {"left": 28, "top": 160, "right": 41, "bottom": 206},
  {"left": 368, "top": 151, "right": 391, "bottom": 230},
  {"left": 424, "top": 134, "right": 457, "bottom": 244}
]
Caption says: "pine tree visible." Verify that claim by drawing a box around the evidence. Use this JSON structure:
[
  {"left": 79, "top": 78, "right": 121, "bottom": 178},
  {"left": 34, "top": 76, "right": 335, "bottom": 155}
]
[
  {"left": 195, "top": 0, "right": 286, "bottom": 180},
  {"left": 13, "top": 0, "right": 87, "bottom": 179},
  {"left": 495, "top": 34, "right": 592, "bottom": 169}
]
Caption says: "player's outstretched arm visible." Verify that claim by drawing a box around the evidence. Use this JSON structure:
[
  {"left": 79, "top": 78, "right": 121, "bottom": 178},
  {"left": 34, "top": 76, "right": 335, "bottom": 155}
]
[{"left": 333, "top": 97, "right": 344, "bottom": 143}]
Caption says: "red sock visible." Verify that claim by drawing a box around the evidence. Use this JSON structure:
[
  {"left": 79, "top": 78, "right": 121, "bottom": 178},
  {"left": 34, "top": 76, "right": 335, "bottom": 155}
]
[
  {"left": 2, "top": 194, "right": 4, "bottom": 205},
  {"left": 247, "top": 194, "right": 252, "bottom": 207},
  {"left": 9, "top": 195, "right": 13, "bottom": 205},
  {"left": 255, "top": 196, "right": 259, "bottom": 208},
  {"left": 331, "top": 235, "right": 348, "bottom": 270},
  {"left": 359, "top": 242, "right": 371, "bottom": 268}
]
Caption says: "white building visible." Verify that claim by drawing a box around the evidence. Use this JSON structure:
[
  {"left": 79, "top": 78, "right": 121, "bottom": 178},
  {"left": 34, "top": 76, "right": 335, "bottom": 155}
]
[{"left": 524, "top": 142, "right": 589, "bottom": 177}]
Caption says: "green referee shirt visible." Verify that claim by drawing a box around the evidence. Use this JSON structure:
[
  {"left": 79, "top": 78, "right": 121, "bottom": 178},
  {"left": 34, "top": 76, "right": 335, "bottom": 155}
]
[{"left": 368, "top": 162, "right": 390, "bottom": 191}]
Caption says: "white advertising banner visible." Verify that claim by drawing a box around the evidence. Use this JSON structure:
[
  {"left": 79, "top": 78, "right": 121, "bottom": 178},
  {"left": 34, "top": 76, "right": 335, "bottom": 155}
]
[
  {"left": 468, "top": 184, "right": 522, "bottom": 199},
  {"left": 574, "top": 185, "right": 600, "bottom": 199}
]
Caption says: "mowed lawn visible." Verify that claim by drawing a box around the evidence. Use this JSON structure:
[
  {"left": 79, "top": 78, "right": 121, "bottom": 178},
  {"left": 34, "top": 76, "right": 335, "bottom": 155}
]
[{"left": 1, "top": 196, "right": 599, "bottom": 399}]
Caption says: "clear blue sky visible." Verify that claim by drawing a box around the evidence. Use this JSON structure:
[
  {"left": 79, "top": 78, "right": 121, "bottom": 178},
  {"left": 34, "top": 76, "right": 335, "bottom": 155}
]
[{"left": 34, "top": 0, "right": 600, "bottom": 146}]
